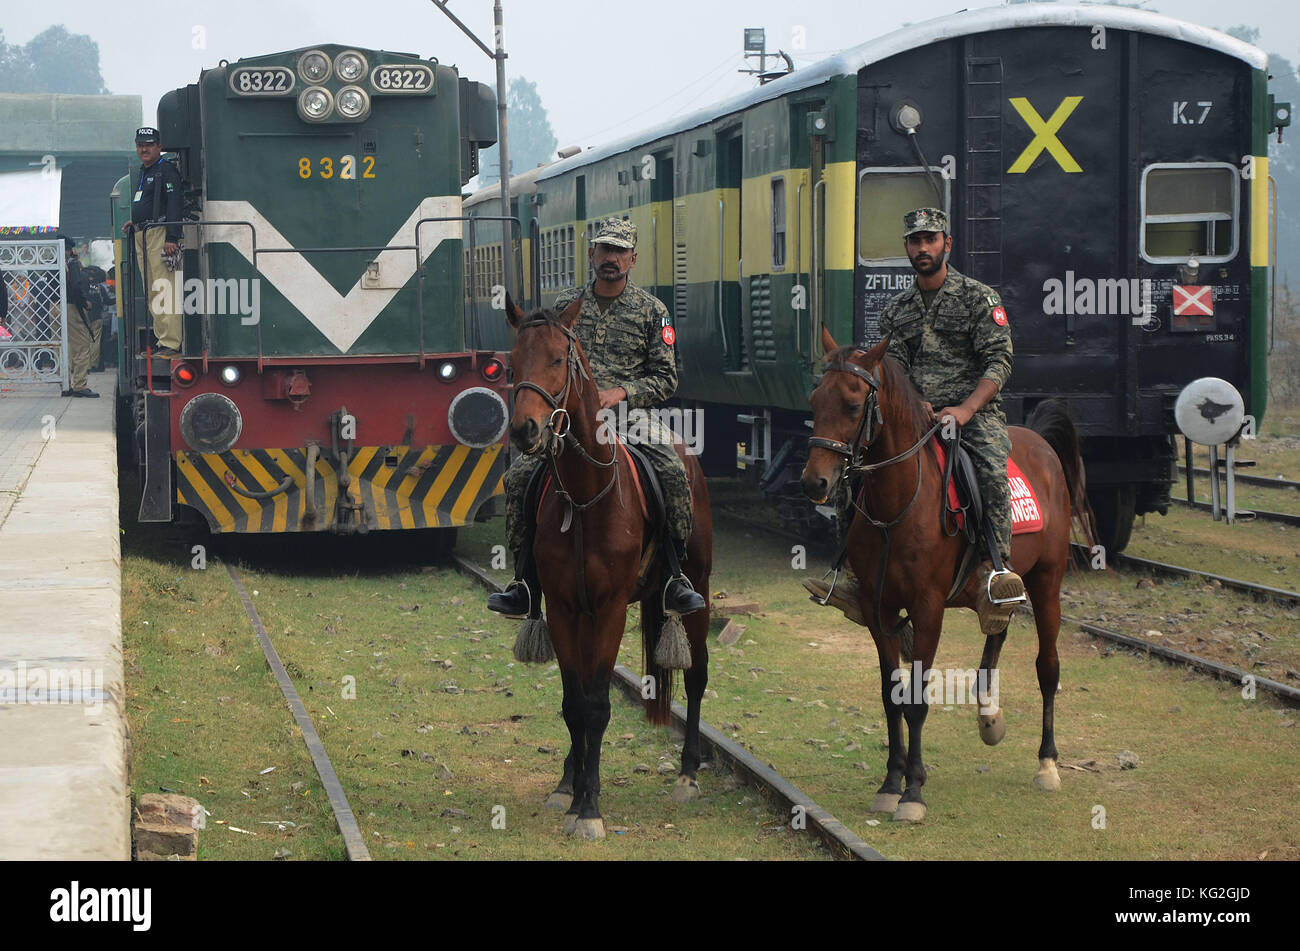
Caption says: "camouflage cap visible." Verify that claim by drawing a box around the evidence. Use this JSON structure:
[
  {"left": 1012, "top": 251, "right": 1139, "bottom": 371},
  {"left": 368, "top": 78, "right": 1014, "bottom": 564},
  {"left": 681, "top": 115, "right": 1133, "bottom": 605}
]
[
  {"left": 903, "top": 207, "right": 948, "bottom": 237},
  {"left": 592, "top": 216, "right": 637, "bottom": 249}
]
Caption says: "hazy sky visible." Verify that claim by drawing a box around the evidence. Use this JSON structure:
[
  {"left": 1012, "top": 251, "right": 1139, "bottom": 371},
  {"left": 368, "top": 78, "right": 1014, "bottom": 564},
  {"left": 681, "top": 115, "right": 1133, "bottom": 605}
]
[{"left": 4, "top": 0, "right": 1295, "bottom": 156}]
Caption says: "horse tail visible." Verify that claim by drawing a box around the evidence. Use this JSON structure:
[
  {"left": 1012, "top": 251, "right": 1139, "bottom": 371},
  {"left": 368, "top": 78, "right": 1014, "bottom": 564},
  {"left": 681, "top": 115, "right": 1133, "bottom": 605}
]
[
  {"left": 641, "top": 595, "right": 675, "bottom": 726},
  {"left": 1025, "top": 398, "right": 1099, "bottom": 552}
]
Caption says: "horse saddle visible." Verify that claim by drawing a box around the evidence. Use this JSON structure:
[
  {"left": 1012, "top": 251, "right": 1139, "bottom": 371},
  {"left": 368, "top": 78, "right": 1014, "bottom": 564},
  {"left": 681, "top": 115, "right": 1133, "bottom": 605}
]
[{"left": 931, "top": 436, "right": 982, "bottom": 547}]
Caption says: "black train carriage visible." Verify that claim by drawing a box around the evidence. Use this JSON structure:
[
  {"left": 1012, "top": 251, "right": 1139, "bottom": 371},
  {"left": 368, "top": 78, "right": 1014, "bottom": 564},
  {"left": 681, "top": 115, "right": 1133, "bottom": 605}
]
[{"left": 476, "top": 5, "right": 1290, "bottom": 552}]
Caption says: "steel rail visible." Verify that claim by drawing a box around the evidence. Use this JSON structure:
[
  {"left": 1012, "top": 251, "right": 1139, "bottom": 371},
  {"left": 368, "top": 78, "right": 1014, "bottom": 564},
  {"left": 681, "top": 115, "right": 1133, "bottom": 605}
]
[
  {"left": 224, "top": 562, "right": 371, "bottom": 861},
  {"left": 1064, "top": 614, "right": 1300, "bottom": 708}
]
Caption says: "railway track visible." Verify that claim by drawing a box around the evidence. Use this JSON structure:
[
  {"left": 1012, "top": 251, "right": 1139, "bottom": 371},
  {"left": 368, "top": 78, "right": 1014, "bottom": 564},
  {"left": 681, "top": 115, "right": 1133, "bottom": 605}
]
[
  {"left": 450, "top": 554, "right": 886, "bottom": 861},
  {"left": 1170, "top": 495, "right": 1300, "bottom": 526},
  {"left": 1177, "top": 465, "right": 1300, "bottom": 492},
  {"left": 224, "top": 562, "right": 372, "bottom": 861}
]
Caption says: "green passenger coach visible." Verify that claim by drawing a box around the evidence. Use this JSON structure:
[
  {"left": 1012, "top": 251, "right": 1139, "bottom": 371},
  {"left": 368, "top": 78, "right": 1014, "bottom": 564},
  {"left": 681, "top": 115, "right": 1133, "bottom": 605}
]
[{"left": 471, "top": 5, "right": 1289, "bottom": 550}]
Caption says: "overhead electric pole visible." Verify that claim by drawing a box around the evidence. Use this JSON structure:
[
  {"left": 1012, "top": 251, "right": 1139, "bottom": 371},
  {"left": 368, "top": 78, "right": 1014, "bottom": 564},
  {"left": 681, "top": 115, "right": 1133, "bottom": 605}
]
[{"left": 431, "top": 0, "right": 514, "bottom": 300}]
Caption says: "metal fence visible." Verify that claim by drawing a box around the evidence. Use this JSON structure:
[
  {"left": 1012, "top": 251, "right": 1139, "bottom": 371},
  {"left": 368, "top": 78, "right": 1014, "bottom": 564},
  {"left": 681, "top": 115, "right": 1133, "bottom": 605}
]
[{"left": 0, "top": 240, "right": 69, "bottom": 387}]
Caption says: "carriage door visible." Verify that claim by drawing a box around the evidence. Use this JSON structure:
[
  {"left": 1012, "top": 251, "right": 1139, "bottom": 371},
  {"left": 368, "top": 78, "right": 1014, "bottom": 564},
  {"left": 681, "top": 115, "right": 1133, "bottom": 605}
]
[{"left": 970, "top": 31, "right": 1125, "bottom": 428}]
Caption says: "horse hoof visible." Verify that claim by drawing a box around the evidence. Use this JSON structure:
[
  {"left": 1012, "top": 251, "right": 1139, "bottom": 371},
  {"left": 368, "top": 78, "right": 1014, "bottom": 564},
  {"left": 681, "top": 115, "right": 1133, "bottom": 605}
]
[
  {"left": 870, "top": 793, "right": 901, "bottom": 814},
  {"left": 671, "top": 775, "right": 700, "bottom": 804},
  {"left": 1033, "top": 758, "right": 1061, "bottom": 792},
  {"left": 574, "top": 818, "right": 606, "bottom": 840},
  {"left": 562, "top": 812, "right": 578, "bottom": 835},
  {"left": 545, "top": 792, "right": 573, "bottom": 812},
  {"left": 978, "top": 709, "right": 1006, "bottom": 746},
  {"left": 892, "top": 801, "right": 926, "bottom": 824}
]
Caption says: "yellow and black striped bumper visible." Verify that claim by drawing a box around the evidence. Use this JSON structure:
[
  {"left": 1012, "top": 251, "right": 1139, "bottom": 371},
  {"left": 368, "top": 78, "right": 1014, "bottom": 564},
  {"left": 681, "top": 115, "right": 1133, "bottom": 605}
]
[{"left": 175, "top": 444, "right": 506, "bottom": 533}]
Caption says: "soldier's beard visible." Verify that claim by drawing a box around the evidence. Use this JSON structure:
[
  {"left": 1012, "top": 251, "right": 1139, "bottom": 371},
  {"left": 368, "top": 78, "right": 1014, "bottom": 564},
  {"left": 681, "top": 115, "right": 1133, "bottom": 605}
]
[{"left": 910, "top": 253, "right": 945, "bottom": 278}]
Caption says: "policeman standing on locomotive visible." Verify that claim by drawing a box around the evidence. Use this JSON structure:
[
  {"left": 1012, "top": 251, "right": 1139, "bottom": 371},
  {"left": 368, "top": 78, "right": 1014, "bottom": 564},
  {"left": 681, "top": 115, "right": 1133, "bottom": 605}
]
[
  {"left": 121, "top": 126, "right": 183, "bottom": 358},
  {"left": 808, "top": 207, "right": 1025, "bottom": 634},
  {"left": 488, "top": 216, "right": 707, "bottom": 620}
]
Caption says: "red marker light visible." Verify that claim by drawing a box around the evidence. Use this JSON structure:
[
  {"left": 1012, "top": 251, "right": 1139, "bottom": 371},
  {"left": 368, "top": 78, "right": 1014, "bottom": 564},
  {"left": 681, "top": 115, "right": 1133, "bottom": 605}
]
[
  {"left": 173, "top": 363, "right": 198, "bottom": 386},
  {"left": 481, "top": 358, "right": 505, "bottom": 382}
]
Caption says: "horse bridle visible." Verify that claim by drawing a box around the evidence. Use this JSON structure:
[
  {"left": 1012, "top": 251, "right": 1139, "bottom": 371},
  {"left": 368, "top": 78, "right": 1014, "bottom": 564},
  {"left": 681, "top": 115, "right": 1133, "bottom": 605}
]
[
  {"left": 807, "top": 358, "right": 885, "bottom": 471},
  {"left": 808, "top": 352, "right": 942, "bottom": 637},
  {"left": 513, "top": 316, "right": 623, "bottom": 619}
]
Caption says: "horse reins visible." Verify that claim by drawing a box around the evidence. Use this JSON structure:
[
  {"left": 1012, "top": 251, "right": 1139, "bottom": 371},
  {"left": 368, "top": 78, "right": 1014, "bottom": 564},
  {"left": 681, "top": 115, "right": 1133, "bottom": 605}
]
[
  {"left": 515, "top": 317, "right": 623, "bottom": 619},
  {"left": 810, "top": 354, "right": 942, "bottom": 636}
]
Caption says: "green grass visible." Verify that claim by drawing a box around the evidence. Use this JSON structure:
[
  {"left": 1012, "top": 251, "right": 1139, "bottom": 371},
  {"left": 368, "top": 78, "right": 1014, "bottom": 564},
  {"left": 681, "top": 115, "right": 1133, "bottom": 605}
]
[
  {"left": 125, "top": 470, "right": 1300, "bottom": 861},
  {"left": 1124, "top": 506, "right": 1299, "bottom": 591},
  {"left": 122, "top": 482, "right": 828, "bottom": 860}
]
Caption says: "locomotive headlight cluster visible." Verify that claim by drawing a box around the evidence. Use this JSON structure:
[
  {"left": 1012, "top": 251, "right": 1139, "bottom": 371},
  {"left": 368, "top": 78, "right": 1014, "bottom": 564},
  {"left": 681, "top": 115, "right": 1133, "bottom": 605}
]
[
  {"left": 298, "top": 50, "right": 332, "bottom": 84},
  {"left": 336, "top": 86, "right": 371, "bottom": 120},
  {"left": 299, "top": 86, "right": 333, "bottom": 122},
  {"left": 335, "top": 51, "right": 369, "bottom": 83}
]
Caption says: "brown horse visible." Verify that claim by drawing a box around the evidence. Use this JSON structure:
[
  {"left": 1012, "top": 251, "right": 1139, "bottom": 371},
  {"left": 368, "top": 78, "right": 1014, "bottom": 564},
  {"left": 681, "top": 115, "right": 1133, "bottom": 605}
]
[
  {"left": 802, "top": 327, "right": 1094, "bottom": 823},
  {"left": 505, "top": 296, "right": 713, "bottom": 839}
]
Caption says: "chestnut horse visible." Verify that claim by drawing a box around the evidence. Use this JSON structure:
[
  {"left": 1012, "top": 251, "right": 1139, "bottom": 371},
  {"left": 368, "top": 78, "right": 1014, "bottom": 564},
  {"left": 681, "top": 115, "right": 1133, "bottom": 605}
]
[
  {"left": 505, "top": 297, "right": 713, "bottom": 840},
  {"left": 802, "top": 327, "right": 1094, "bottom": 823}
]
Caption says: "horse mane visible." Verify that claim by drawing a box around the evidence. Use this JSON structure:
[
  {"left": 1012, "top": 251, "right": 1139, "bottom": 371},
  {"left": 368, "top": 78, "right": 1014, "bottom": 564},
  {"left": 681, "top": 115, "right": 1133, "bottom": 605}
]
[{"left": 827, "top": 346, "right": 930, "bottom": 446}]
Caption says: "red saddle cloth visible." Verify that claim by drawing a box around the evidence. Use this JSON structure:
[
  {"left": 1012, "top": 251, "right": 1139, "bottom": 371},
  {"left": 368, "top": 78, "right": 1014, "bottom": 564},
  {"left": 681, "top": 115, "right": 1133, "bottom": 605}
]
[{"left": 929, "top": 442, "right": 1044, "bottom": 535}]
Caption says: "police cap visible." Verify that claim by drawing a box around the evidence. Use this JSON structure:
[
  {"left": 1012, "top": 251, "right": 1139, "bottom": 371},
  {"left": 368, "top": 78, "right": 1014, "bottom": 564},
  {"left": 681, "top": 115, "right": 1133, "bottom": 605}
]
[{"left": 135, "top": 127, "right": 160, "bottom": 143}]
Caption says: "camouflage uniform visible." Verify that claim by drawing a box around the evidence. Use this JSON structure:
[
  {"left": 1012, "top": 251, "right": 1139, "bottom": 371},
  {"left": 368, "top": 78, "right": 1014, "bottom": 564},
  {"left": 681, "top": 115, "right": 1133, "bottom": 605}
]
[
  {"left": 836, "top": 241, "right": 1015, "bottom": 560},
  {"left": 503, "top": 274, "right": 690, "bottom": 552},
  {"left": 875, "top": 264, "right": 1014, "bottom": 559}
]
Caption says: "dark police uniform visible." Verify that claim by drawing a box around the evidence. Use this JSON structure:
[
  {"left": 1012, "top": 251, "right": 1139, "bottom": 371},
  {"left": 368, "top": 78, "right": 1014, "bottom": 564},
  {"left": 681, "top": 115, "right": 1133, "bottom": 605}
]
[{"left": 130, "top": 127, "right": 184, "bottom": 352}]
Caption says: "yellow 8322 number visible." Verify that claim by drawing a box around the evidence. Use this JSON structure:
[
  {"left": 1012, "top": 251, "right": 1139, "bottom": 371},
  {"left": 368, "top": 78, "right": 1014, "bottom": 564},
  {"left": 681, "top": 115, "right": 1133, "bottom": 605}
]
[{"left": 297, "top": 155, "right": 377, "bottom": 180}]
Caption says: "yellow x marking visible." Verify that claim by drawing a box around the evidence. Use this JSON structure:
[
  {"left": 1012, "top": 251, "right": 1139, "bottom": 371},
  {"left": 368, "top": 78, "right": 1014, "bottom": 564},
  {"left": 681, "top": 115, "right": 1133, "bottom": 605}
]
[{"left": 1007, "top": 96, "right": 1084, "bottom": 173}]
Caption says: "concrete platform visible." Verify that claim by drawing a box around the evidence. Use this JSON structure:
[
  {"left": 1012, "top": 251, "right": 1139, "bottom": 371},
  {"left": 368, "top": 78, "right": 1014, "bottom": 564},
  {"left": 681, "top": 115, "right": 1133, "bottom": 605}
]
[{"left": 0, "top": 371, "right": 128, "bottom": 860}]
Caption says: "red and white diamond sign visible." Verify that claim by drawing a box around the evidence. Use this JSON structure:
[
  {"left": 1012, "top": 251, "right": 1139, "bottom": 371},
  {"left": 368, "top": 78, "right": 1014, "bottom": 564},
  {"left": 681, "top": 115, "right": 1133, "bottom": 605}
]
[{"left": 1173, "top": 285, "right": 1214, "bottom": 317}]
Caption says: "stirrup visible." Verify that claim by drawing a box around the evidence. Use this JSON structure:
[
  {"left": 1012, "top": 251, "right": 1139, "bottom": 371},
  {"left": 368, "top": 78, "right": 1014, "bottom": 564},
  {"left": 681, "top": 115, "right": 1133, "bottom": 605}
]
[
  {"left": 662, "top": 573, "right": 706, "bottom": 616},
  {"left": 985, "top": 568, "right": 1027, "bottom": 606},
  {"left": 488, "top": 579, "right": 533, "bottom": 619}
]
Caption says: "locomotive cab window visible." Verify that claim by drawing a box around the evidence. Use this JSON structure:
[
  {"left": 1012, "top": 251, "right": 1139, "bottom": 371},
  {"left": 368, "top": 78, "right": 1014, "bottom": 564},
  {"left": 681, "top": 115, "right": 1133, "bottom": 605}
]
[
  {"left": 1140, "top": 163, "right": 1238, "bottom": 264},
  {"left": 857, "top": 167, "right": 950, "bottom": 266}
]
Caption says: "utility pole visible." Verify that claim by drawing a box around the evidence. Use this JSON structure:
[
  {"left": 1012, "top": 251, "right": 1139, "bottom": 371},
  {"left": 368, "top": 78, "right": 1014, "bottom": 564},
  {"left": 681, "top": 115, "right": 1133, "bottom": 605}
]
[{"left": 431, "top": 0, "right": 514, "bottom": 300}]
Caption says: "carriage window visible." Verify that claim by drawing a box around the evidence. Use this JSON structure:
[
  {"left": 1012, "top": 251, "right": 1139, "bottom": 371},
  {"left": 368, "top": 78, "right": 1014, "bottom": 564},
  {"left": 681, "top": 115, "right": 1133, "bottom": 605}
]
[
  {"left": 1141, "top": 164, "right": 1238, "bottom": 264},
  {"left": 771, "top": 177, "right": 787, "bottom": 269},
  {"left": 857, "top": 167, "right": 950, "bottom": 266}
]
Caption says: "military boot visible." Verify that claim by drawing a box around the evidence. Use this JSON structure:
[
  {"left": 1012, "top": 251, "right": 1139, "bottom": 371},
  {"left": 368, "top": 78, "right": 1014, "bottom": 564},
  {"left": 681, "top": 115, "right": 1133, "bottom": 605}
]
[
  {"left": 975, "top": 560, "right": 1026, "bottom": 635},
  {"left": 662, "top": 537, "right": 706, "bottom": 615},
  {"left": 488, "top": 547, "right": 539, "bottom": 618},
  {"left": 803, "top": 568, "right": 866, "bottom": 626}
]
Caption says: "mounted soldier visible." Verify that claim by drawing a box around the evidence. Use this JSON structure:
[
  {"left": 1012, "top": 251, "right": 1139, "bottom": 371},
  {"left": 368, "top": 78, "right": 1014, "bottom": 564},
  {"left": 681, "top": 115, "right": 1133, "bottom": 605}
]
[{"left": 488, "top": 216, "right": 706, "bottom": 620}]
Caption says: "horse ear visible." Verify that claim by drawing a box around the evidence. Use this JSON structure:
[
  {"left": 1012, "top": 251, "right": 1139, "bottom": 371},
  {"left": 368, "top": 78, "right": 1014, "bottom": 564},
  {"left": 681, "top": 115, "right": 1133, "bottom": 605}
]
[
  {"left": 863, "top": 335, "right": 891, "bottom": 366},
  {"left": 505, "top": 293, "right": 524, "bottom": 329},
  {"left": 558, "top": 295, "right": 583, "bottom": 329},
  {"left": 820, "top": 323, "right": 838, "bottom": 355}
]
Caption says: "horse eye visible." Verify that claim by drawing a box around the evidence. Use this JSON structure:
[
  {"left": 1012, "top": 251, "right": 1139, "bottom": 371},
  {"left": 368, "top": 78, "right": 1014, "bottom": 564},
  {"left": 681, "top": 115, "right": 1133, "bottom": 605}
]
[
  {"left": 551, "top": 356, "right": 564, "bottom": 366},
  {"left": 846, "top": 403, "right": 862, "bottom": 415}
]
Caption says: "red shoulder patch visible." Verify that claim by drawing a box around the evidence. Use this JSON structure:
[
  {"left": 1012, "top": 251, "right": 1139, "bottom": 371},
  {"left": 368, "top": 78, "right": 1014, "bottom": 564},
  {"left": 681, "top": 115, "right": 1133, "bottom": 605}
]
[
  {"left": 662, "top": 325, "right": 676, "bottom": 345},
  {"left": 991, "top": 306, "right": 1008, "bottom": 327}
]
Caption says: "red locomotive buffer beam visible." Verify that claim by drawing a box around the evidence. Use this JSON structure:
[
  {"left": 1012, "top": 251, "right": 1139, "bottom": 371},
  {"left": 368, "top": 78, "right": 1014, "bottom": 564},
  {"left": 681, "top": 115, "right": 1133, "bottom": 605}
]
[{"left": 168, "top": 358, "right": 510, "bottom": 533}]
